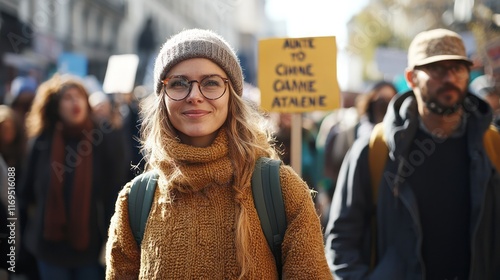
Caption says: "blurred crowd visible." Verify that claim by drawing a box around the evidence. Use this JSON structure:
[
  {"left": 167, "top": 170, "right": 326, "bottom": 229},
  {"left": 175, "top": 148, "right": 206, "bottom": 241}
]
[
  {"left": 0, "top": 31, "right": 499, "bottom": 280},
  {"left": 0, "top": 72, "right": 145, "bottom": 279}
]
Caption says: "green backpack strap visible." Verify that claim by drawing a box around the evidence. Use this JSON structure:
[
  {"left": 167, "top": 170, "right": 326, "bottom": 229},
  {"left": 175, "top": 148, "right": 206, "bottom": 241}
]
[
  {"left": 128, "top": 170, "right": 159, "bottom": 247},
  {"left": 252, "top": 157, "right": 286, "bottom": 278}
]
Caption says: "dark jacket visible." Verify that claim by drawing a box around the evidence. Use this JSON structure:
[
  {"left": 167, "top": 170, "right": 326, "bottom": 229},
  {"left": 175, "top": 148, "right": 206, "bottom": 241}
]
[
  {"left": 325, "top": 91, "right": 500, "bottom": 280},
  {"left": 18, "top": 122, "right": 128, "bottom": 266}
]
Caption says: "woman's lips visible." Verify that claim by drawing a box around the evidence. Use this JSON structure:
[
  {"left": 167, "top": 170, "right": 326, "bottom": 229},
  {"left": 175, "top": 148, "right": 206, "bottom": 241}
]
[
  {"left": 73, "top": 106, "right": 81, "bottom": 115},
  {"left": 183, "top": 109, "right": 209, "bottom": 117}
]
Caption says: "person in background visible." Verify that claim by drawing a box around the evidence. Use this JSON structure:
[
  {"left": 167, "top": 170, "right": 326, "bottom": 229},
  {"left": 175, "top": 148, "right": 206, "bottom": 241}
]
[
  {"left": 326, "top": 28, "right": 500, "bottom": 279},
  {"left": 469, "top": 74, "right": 500, "bottom": 128},
  {"left": 272, "top": 112, "right": 318, "bottom": 191},
  {"left": 88, "top": 91, "right": 132, "bottom": 180},
  {"left": 0, "top": 105, "right": 31, "bottom": 279},
  {"left": 314, "top": 93, "right": 359, "bottom": 224},
  {"left": 105, "top": 29, "right": 332, "bottom": 279},
  {"left": 88, "top": 91, "right": 116, "bottom": 127},
  {"left": 484, "top": 61, "right": 500, "bottom": 128},
  {"left": 18, "top": 74, "right": 127, "bottom": 280},
  {"left": 0, "top": 105, "right": 27, "bottom": 171},
  {"left": 317, "top": 81, "right": 397, "bottom": 230},
  {"left": 353, "top": 81, "right": 398, "bottom": 139},
  {"left": 324, "top": 81, "right": 397, "bottom": 190},
  {"left": 116, "top": 89, "right": 145, "bottom": 181},
  {"left": 272, "top": 112, "right": 323, "bottom": 228},
  {"left": 6, "top": 75, "right": 37, "bottom": 125}
]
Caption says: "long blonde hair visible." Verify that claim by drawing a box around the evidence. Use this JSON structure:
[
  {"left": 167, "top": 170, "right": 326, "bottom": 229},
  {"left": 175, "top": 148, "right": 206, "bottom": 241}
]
[{"left": 139, "top": 83, "right": 278, "bottom": 278}]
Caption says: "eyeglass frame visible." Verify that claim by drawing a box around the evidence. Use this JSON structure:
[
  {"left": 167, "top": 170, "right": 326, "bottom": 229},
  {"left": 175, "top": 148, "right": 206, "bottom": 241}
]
[
  {"left": 414, "top": 61, "right": 470, "bottom": 80},
  {"left": 161, "top": 74, "right": 230, "bottom": 101}
]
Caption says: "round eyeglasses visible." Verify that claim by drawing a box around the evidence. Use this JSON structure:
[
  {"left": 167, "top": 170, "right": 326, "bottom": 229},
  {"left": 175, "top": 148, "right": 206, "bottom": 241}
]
[
  {"left": 415, "top": 62, "right": 469, "bottom": 80},
  {"left": 161, "top": 74, "right": 229, "bottom": 101}
]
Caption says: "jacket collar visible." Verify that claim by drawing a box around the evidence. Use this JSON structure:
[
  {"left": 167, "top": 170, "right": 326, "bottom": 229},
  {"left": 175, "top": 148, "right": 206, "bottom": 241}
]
[{"left": 382, "top": 90, "right": 493, "bottom": 159}]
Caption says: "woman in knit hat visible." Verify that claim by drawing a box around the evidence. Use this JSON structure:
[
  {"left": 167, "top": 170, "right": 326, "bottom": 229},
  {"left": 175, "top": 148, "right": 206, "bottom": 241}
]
[{"left": 105, "top": 29, "right": 332, "bottom": 279}]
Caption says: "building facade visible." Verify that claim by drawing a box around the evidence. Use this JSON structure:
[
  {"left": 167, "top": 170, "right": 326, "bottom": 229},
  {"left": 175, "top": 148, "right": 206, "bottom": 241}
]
[{"left": 0, "top": 0, "right": 269, "bottom": 100}]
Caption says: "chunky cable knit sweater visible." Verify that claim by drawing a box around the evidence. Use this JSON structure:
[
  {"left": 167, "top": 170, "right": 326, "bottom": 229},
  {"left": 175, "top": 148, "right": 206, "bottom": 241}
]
[{"left": 106, "top": 130, "right": 332, "bottom": 279}]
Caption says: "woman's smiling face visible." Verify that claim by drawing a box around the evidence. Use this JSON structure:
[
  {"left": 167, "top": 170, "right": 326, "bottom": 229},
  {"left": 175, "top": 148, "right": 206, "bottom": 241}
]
[{"left": 163, "top": 58, "right": 230, "bottom": 147}]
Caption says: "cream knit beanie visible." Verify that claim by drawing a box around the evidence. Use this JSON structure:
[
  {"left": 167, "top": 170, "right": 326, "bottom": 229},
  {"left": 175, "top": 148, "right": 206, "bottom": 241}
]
[{"left": 153, "top": 29, "right": 244, "bottom": 96}]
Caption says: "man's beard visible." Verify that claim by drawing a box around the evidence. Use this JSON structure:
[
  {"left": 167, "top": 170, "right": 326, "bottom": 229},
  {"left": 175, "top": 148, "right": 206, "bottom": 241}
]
[{"left": 424, "top": 84, "right": 466, "bottom": 115}]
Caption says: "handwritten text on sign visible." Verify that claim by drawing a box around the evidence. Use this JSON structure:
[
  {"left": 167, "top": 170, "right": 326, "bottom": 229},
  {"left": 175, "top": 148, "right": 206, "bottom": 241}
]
[{"left": 258, "top": 37, "right": 340, "bottom": 113}]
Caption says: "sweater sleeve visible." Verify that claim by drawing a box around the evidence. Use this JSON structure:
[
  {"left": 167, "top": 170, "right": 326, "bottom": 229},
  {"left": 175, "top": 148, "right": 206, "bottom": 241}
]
[
  {"left": 279, "top": 165, "right": 333, "bottom": 280},
  {"left": 105, "top": 183, "right": 140, "bottom": 280}
]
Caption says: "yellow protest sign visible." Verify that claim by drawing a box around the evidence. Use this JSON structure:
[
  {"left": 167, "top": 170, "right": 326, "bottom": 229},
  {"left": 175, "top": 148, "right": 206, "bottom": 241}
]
[{"left": 258, "top": 36, "right": 341, "bottom": 113}]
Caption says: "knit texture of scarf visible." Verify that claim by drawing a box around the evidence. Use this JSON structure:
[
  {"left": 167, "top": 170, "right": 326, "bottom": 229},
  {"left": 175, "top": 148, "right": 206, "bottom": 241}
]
[
  {"left": 44, "top": 119, "right": 93, "bottom": 251},
  {"left": 157, "top": 129, "right": 234, "bottom": 193}
]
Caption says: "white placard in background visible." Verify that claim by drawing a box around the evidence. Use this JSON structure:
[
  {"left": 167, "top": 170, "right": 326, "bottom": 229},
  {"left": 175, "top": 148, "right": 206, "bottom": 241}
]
[{"left": 103, "top": 54, "right": 139, "bottom": 94}]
